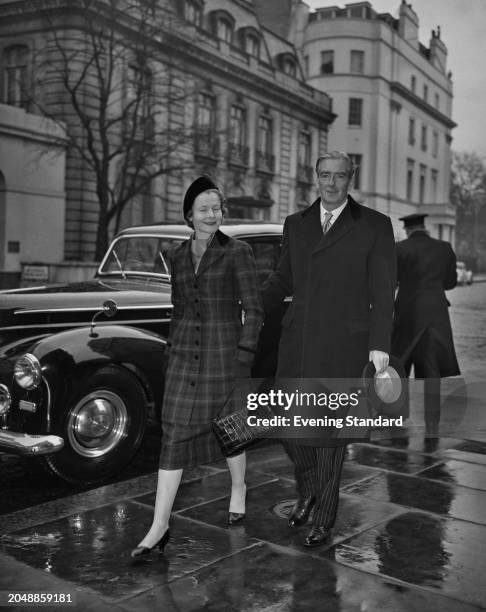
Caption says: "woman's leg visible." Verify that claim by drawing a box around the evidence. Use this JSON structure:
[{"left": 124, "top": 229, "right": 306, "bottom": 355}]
[
  {"left": 137, "top": 468, "right": 183, "bottom": 548},
  {"left": 226, "top": 452, "right": 246, "bottom": 513}
]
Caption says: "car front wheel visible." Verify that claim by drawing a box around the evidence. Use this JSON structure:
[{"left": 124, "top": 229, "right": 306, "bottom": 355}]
[{"left": 41, "top": 367, "right": 147, "bottom": 484}]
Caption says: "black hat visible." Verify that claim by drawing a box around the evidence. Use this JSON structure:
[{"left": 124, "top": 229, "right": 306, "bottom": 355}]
[
  {"left": 362, "top": 355, "right": 409, "bottom": 418},
  {"left": 183, "top": 176, "right": 219, "bottom": 220},
  {"left": 398, "top": 213, "right": 428, "bottom": 228}
]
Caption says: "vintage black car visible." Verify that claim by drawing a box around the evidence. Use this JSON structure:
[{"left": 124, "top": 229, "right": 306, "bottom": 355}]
[{"left": 0, "top": 223, "right": 283, "bottom": 484}]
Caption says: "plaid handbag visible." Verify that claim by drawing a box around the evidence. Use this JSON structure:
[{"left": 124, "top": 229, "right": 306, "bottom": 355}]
[{"left": 212, "top": 403, "right": 275, "bottom": 457}]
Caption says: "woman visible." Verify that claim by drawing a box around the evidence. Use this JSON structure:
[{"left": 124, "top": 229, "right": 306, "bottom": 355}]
[{"left": 131, "top": 176, "right": 262, "bottom": 558}]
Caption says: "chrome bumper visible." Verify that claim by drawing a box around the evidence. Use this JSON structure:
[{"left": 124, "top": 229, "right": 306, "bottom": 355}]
[{"left": 0, "top": 430, "right": 64, "bottom": 456}]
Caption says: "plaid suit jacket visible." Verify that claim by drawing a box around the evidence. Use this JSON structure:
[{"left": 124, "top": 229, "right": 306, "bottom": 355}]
[{"left": 162, "top": 230, "right": 262, "bottom": 425}]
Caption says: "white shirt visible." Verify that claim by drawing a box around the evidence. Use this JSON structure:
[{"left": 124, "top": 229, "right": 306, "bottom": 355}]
[{"left": 320, "top": 197, "right": 348, "bottom": 229}]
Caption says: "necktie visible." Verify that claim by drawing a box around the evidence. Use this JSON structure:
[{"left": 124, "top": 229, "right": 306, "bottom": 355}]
[{"left": 322, "top": 211, "right": 333, "bottom": 234}]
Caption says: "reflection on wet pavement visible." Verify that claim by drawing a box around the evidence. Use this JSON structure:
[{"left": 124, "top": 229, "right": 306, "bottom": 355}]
[
  {"left": 416, "top": 459, "right": 486, "bottom": 490},
  {"left": 343, "top": 471, "right": 486, "bottom": 524},
  {"left": 2, "top": 435, "right": 486, "bottom": 610},
  {"left": 178, "top": 478, "right": 401, "bottom": 551},
  {"left": 1, "top": 503, "right": 257, "bottom": 599},
  {"left": 333, "top": 511, "right": 486, "bottom": 608},
  {"left": 443, "top": 449, "right": 486, "bottom": 465},
  {"left": 370, "top": 433, "right": 462, "bottom": 454},
  {"left": 346, "top": 443, "right": 440, "bottom": 473},
  {"left": 124, "top": 543, "right": 482, "bottom": 612}
]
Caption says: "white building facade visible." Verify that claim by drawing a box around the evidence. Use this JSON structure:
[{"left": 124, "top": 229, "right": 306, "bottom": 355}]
[
  {"left": 292, "top": 0, "right": 456, "bottom": 240},
  {"left": 0, "top": 104, "right": 66, "bottom": 285}
]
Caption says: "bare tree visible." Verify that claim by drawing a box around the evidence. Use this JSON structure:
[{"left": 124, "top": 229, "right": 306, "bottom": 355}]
[
  {"left": 29, "top": 0, "right": 197, "bottom": 259},
  {"left": 451, "top": 151, "right": 486, "bottom": 268}
]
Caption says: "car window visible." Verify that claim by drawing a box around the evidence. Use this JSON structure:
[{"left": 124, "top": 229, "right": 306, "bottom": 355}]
[{"left": 100, "top": 236, "right": 185, "bottom": 276}]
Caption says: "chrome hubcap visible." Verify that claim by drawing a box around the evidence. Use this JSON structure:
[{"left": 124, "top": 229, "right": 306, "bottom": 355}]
[{"left": 67, "top": 390, "right": 128, "bottom": 457}]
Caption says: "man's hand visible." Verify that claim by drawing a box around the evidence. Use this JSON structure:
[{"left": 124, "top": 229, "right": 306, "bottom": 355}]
[{"left": 369, "top": 350, "right": 389, "bottom": 374}]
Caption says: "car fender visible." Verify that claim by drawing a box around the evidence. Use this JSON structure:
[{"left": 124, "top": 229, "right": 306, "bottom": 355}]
[{"left": 27, "top": 324, "right": 167, "bottom": 419}]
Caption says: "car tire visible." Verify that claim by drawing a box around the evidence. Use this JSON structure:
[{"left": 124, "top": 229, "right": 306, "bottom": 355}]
[{"left": 41, "top": 366, "right": 147, "bottom": 484}]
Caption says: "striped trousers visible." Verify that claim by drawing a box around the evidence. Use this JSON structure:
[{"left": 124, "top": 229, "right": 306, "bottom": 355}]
[{"left": 284, "top": 441, "right": 347, "bottom": 528}]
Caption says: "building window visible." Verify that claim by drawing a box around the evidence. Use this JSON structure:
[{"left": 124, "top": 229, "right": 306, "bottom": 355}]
[
  {"left": 228, "top": 104, "right": 248, "bottom": 166},
  {"left": 246, "top": 34, "right": 260, "bottom": 58},
  {"left": 303, "top": 55, "right": 309, "bottom": 77},
  {"left": 320, "top": 50, "right": 334, "bottom": 74},
  {"left": 423, "top": 84, "right": 428, "bottom": 102},
  {"left": 318, "top": 9, "right": 335, "bottom": 19},
  {"left": 230, "top": 105, "right": 246, "bottom": 147},
  {"left": 256, "top": 114, "right": 275, "bottom": 173},
  {"left": 349, "top": 6, "right": 365, "bottom": 18},
  {"left": 350, "top": 50, "right": 364, "bottom": 74},
  {"left": 299, "top": 130, "right": 311, "bottom": 167},
  {"left": 421, "top": 124, "right": 428, "bottom": 151},
  {"left": 348, "top": 98, "right": 363, "bottom": 126},
  {"left": 432, "top": 131, "right": 439, "bottom": 158},
  {"left": 197, "top": 92, "right": 215, "bottom": 131},
  {"left": 297, "top": 129, "right": 313, "bottom": 183},
  {"left": 406, "top": 159, "right": 415, "bottom": 200},
  {"left": 434, "top": 93, "right": 440, "bottom": 109},
  {"left": 3, "top": 45, "right": 29, "bottom": 109},
  {"left": 185, "top": 0, "right": 202, "bottom": 26},
  {"left": 411, "top": 75, "right": 416, "bottom": 93},
  {"left": 258, "top": 115, "right": 272, "bottom": 154},
  {"left": 408, "top": 117, "right": 415, "bottom": 145},
  {"left": 195, "top": 91, "right": 219, "bottom": 158},
  {"left": 217, "top": 18, "right": 233, "bottom": 43},
  {"left": 431, "top": 169, "right": 438, "bottom": 201},
  {"left": 349, "top": 154, "right": 362, "bottom": 190},
  {"left": 283, "top": 58, "right": 296, "bottom": 77},
  {"left": 419, "top": 164, "right": 426, "bottom": 203}
]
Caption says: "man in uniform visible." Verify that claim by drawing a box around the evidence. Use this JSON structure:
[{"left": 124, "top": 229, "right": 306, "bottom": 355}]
[{"left": 392, "top": 213, "right": 460, "bottom": 436}]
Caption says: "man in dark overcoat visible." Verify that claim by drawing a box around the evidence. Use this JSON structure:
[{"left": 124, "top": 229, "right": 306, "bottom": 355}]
[
  {"left": 263, "top": 151, "right": 396, "bottom": 546},
  {"left": 392, "top": 213, "right": 460, "bottom": 435}
]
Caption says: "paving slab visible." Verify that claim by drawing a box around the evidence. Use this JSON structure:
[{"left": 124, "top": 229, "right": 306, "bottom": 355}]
[
  {"left": 346, "top": 444, "right": 441, "bottom": 474},
  {"left": 344, "top": 471, "right": 486, "bottom": 524},
  {"left": 332, "top": 510, "right": 486, "bottom": 608},
  {"left": 133, "top": 467, "right": 277, "bottom": 511},
  {"left": 453, "top": 440, "right": 486, "bottom": 455},
  {"left": 247, "top": 446, "right": 379, "bottom": 488},
  {"left": 178, "top": 479, "right": 403, "bottom": 551},
  {"left": 0, "top": 554, "right": 123, "bottom": 611},
  {"left": 370, "top": 433, "right": 463, "bottom": 455},
  {"left": 415, "top": 459, "right": 486, "bottom": 490},
  {"left": 0, "top": 503, "right": 257, "bottom": 601},
  {"left": 120, "top": 542, "right": 484, "bottom": 612},
  {"left": 442, "top": 448, "right": 486, "bottom": 465}
]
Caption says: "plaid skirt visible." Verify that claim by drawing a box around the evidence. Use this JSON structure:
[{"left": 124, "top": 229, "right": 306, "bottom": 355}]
[{"left": 159, "top": 420, "right": 225, "bottom": 469}]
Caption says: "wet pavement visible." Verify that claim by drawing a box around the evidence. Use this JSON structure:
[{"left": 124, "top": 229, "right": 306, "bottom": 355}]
[
  {"left": 1, "top": 431, "right": 486, "bottom": 611},
  {"left": 1, "top": 283, "right": 486, "bottom": 611}
]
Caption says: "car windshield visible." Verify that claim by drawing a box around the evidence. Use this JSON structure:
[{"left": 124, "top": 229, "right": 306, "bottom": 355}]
[{"left": 98, "top": 235, "right": 185, "bottom": 277}]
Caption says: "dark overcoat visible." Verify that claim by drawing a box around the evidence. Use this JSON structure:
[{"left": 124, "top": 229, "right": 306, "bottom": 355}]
[
  {"left": 163, "top": 230, "right": 262, "bottom": 426},
  {"left": 263, "top": 197, "right": 396, "bottom": 445},
  {"left": 392, "top": 230, "right": 460, "bottom": 378},
  {"left": 264, "top": 196, "right": 396, "bottom": 379}
]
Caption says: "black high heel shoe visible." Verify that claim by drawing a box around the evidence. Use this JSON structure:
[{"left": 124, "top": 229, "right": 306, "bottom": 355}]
[
  {"left": 130, "top": 529, "right": 170, "bottom": 559},
  {"left": 228, "top": 512, "right": 245, "bottom": 526}
]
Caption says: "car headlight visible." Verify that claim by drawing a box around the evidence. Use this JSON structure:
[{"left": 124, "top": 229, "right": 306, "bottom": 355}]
[
  {"left": 0, "top": 384, "right": 11, "bottom": 415},
  {"left": 14, "top": 354, "right": 42, "bottom": 390}
]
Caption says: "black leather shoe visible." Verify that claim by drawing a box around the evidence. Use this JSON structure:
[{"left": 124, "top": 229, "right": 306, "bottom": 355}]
[
  {"left": 288, "top": 496, "right": 316, "bottom": 528},
  {"left": 228, "top": 512, "right": 245, "bottom": 526},
  {"left": 130, "top": 529, "right": 170, "bottom": 559},
  {"left": 304, "top": 525, "right": 331, "bottom": 547}
]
